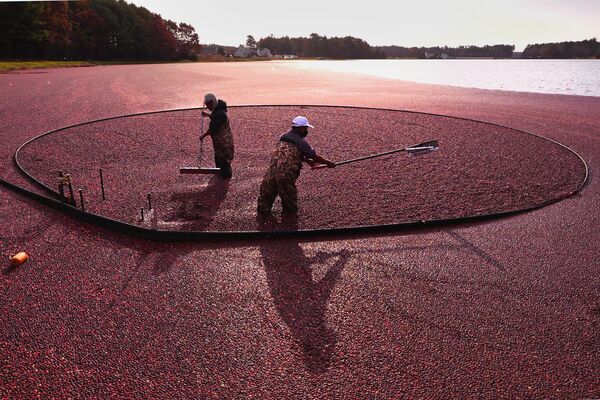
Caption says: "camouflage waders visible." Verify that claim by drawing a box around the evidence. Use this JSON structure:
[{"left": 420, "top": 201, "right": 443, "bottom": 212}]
[
  {"left": 212, "top": 118, "right": 234, "bottom": 178},
  {"left": 257, "top": 141, "right": 303, "bottom": 214}
]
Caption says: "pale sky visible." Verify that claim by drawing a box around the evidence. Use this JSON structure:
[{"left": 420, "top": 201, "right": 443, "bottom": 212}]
[{"left": 132, "top": 0, "right": 600, "bottom": 51}]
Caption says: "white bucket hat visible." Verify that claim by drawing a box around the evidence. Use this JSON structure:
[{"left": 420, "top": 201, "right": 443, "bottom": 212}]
[
  {"left": 204, "top": 92, "right": 218, "bottom": 106},
  {"left": 292, "top": 116, "right": 314, "bottom": 128}
]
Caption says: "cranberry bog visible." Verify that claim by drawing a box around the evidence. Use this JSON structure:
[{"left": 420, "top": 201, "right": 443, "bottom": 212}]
[
  {"left": 2, "top": 63, "right": 600, "bottom": 399},
  {"left": 15, "top": 105, "right": 586, "bottom": 235}
]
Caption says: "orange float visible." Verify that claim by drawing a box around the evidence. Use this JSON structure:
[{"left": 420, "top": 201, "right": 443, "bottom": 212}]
[{"left": 10, "top": 252, "right": 29, "bottom": 266}]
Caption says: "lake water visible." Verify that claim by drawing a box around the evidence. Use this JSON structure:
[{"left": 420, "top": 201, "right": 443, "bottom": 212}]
[{"left": 287, "top": 59, "right": 600, "bottom": 97}]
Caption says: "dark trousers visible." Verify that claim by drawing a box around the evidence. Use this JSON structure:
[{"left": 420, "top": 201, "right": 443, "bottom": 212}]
[{"left": 215, "top": 155, "right": 232, "bottom": 179}]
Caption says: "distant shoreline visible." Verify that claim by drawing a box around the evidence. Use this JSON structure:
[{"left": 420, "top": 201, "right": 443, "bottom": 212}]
[
  {"left": 0, "top": 58, "right": 274, "bottom": 73},
  {"left": 2, "top": 57, "right": 598, "bottom": 73}
]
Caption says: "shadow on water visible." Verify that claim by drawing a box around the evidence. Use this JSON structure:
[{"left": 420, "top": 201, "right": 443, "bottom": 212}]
[
  {"left": 2, "top": 263, "right": 20, "bottom": 276},
  {"left": 259, "top": 215, "right": 351, "bottom": 373},
  {"left": 162, "top": 175, "right": 230, "bottom": 232},
  {"left": 446, "top": 230, "right": 505, "bottom": 272}
]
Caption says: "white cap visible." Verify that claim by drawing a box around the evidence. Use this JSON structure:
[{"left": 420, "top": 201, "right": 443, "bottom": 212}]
[{"left": 292, "top": 116, "right": 314, "bottom": 128}]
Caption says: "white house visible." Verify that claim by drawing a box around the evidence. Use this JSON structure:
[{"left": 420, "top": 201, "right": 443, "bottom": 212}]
[
  {"left": 257, "top": 48, "right": 272, "bottom": 57},
  {"left": 234, "top": 46, "right": 255, "bottom": 57},
  {"left": 424, "top": 51, "right": 450, "bottom": 59},
  {"left": 234, "top": 46, "right": 272, "bottom": 58}
]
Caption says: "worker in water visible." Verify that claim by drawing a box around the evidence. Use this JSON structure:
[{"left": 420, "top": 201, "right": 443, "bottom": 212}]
[
  {"left": 199, "top": 93, "right": 234, "bottom": 179},
  {"left": 257, "top": 116, "right": 336, "bottom": 215}
]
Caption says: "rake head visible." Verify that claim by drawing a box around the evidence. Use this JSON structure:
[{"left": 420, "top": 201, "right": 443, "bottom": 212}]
[
  {"left": 179, "top": 167, "right": 221, "bottom": 174},
  {"left": 406, "top": 140, "right": 439, "bottom": 156}
]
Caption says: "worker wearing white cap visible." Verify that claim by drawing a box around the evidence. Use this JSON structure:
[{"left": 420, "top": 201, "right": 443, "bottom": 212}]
[{"left": 257, "top": 116, "right": 335, "bottom": 215}]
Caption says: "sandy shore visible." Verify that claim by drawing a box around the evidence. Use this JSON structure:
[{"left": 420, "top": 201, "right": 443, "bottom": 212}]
[{"left": 1, "top": 62, "right": 599, "bottom": 398}]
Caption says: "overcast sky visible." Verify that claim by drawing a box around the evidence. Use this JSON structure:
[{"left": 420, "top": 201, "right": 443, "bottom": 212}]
[{"left": 131, "top": 0, "right": 600, "bottom": 51}]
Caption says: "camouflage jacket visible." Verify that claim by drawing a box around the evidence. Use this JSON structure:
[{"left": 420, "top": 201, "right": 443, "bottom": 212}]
[
  {"left": 268, "top": 141, "right": 303, "bottom": 182},
  {"left": 212, "top": 117, "right": 234, "bottom": 163}
]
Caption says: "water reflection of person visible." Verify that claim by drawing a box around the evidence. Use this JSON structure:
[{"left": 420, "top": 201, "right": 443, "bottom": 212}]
[{"left": 260, "top": 224, "right": 349, "bottom": 373}]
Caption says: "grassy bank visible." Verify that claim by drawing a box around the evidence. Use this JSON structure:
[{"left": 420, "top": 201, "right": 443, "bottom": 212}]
[
  {"left": 0, "top": 60, "right": 94, "bottom": 72},
  {"left": 0, "top": 57, "right": 279, "bottom": 72}
]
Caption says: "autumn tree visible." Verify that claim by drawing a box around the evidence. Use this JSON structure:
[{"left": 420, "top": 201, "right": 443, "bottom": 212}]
[{"left": 0, "top": 0, "right": 202, "bottom": 61}]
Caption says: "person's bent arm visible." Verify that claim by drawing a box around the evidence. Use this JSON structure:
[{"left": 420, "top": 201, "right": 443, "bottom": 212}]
[{"left": 200, "top": 130, "right": 213, "bottom": 141}]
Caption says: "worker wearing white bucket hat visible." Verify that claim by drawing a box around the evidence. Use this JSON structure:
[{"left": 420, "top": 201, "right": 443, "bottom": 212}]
[
  {"left": 257, "top": 116, "right": 335, "bottom": 215},
  {"left": 199, "top": 92, "right": 234, "bottom": 178}
]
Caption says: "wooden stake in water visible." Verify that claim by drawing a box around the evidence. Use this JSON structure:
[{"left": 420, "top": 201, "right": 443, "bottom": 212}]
[
  {"left": 79, "top": 189, "right": 85, "bottom": 212},
  {"left": 99, "top": 168, "right": 106, "bottom": 200},
  {"left": 67, "top": 179, "right": 75, "bottom": 206},
  {"left": 58, "top": 170, "right": 67, "bottom": 203},
  {"left": 151, "top": 208, "right": 158, "bottom": 230}
]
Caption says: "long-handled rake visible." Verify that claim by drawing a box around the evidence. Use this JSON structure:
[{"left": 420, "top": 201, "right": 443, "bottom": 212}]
[
  {"left": 312, "top": 140, "right": 439, "bottom": 169},
  {"left": 179, "top": 104, "right": 221, "bottom": 175}
]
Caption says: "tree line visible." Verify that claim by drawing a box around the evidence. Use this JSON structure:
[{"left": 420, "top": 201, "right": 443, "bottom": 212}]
[
  {"left": 254, "top": 34, "right": 518, "bottom": 59},
  {"left": 0, "top": 0, "right": 201, "bottom": 61},
  {"left": 522, "top": 38, "right": 600, "bottom": 59},
  {"left": 201, "top": 44, "right": 236, "bottom": 57},
  {"left": 252, "top": 36, "right": 600, "bottom": 59},
  {"left": 257, "top": 34, "right": 385, "bottom": 58},
  {"left": 2, "top": 1, "right": 598, "bottom": 62},
  {"left": 374, "top": 44, "right": 515, "bottom": 58}
]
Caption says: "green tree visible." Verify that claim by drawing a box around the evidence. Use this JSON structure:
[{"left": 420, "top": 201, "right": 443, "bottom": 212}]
[
  {"left": 0, "top": 0, "right": 203, "bottom": 61},
  {"left": 246, "top": 34, "right": 256, "bottom": 49},
  {"left": 0, "top": 2, "right": 47, "bottom": 58}
]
